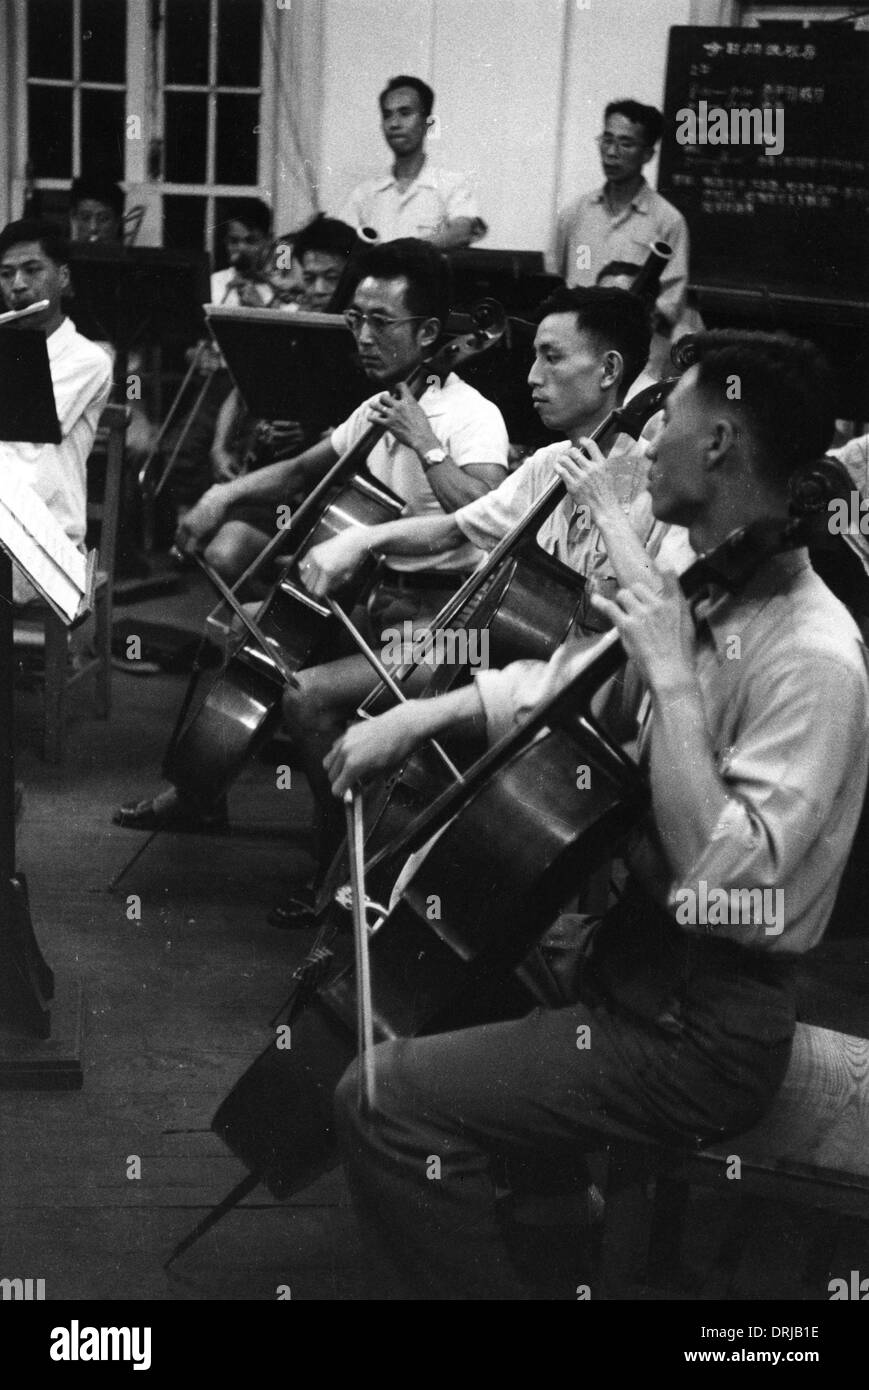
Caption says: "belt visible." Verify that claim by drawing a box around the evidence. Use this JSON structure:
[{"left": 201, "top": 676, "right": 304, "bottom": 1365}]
[{"left": 379, "top": 568, "right": 469, "bottom": 592}]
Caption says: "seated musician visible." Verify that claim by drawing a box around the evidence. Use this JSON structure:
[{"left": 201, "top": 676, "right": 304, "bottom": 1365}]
[
  {"left": 114, "top": 237, "right": 509, "bottom": 833},
  {"left": 168, "top": 201, "right": 275, "bottom": 519},
  {"left": 0, "top": 219, "right": 112, "bottom": 605},
  {"left": 209, "top": 199, "right": 274, "bottom": 309},
  {"left": 324, "top": 330, "right": 869, "bottom": 1299},
  {"left": 274, "top": 286, "right": 692, "bottom": 925},
  {"left": 68, "top": 174, "right": 125, "bottom": 246},
  {"left": 205, "top": 216, "right": 362, "bottom": 570},
  {"left": 303, "top": 286, "right": 694, "bottom": 639}
]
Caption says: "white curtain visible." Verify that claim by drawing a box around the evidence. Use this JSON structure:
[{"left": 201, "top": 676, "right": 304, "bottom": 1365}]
[{"left": 260, "top": 0, "right": 325, "bottom": 236}]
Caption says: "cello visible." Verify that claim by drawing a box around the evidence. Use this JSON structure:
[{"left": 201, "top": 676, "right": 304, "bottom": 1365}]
[
  {"left": 159, "top": 301, "right": 508, "bottom": 808},
  {"left": 195, "top": 509, "right": 829, "bottom": 1217},
  {"left": 308, "top": 375, "right": 677, "bottom": 910}
]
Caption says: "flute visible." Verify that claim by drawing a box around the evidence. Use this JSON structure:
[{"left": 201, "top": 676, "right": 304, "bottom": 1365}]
[{"left": 0, "top": 299, "right": 50, "bottom": 326}]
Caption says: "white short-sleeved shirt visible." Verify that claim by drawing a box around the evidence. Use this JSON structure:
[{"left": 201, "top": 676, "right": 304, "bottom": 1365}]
[
  {"left": 339, "top": 160, "right": 486, "bottom": 243},
  {"left": 330, "top": 372, "right": 508, "bottom": 572},
  {"left": 210, "top": 267, "right": 273, "bottom": 307},
  {"left": 0, "top": 317, "right": 112, "bottom": 603},
  {"left": 456, "top": 435, "right": 694, "bottom": 592}
]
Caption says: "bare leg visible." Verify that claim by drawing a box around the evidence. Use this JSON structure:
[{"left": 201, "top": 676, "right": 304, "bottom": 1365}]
[
  {"left": 204, "top": 520, "right": 271, "bottom": 589},
  {"left": 282, "top": 654, "right": 383, "bottom": 881}
]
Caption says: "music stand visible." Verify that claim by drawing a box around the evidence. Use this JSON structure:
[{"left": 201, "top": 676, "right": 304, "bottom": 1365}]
[
  {"left": 66, "top": 245, "right": 211, "bottom": 596},
  {"left": 66, "top": 243, "right": 211, "bottom": 380},
  {"left": 446, "top": 248, "right": 562, "bottom": 317},
  {"left": 0, "top": 330, "right": 85, "bottom": 1088},
  {"left": 206, "top": 307, "right": 370, "bottom": 440}
]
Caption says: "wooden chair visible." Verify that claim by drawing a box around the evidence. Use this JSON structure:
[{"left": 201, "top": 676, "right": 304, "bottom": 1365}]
[
  {"left": 13, "top": 403, "right": 130, "bottom": 762},
  {"left": 597, "top": 1023, "right": 869, "bottom": 1298}
]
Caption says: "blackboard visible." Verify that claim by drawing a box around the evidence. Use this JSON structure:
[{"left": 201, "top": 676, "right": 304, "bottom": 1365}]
[{"left": 658, "top": 26, "right": 869, "bottom": 302}]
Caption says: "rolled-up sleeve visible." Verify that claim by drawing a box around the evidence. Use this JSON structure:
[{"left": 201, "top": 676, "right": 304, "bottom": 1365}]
[{"left": 441, "top": 171, "right": 486, "bottom": 236}]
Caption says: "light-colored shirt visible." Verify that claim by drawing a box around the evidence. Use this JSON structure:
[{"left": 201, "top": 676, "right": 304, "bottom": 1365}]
[
  {"left": 456, "top": 435, "right": 694, "bottom": 599},
  {"left": 475, "top": 549, "right": 869, "bottom": 955},
  {"left": 1, "top": 317, "right": 112, "bottom": 604},
  {"left": 551, "top": 178, "right": 689, "bottom": 328},
  {"left": 210, "top": 267, "right": 274, "bottom": 307},
  {"left": 339, "top": 158, "right": 486, "bottom": 243},
  {"left": 330, "top": 372, "right": 508, "bottom": 573}
]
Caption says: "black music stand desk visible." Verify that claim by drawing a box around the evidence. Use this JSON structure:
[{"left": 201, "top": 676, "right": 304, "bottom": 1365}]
[{"left": 0, "top": 328, "right": 88, "bottom": 1088}]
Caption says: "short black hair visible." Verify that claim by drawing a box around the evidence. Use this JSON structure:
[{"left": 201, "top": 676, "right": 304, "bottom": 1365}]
[
  {"left": 0, "top": 218, "right": 70, "bottom": 267},
  {"left": 70, "top": 175, "right": 124, "bottom": 219},
  {"left": 348, "top": 237, "right": 451, "bottom": 330},
  {"left": 604, "top": 99, "right": 663, "bottom": 148},
  {"left": 291, "top": 215, "right": 360, "bottom": 266},
  {"left": 596, "top": 261, "right": 644, "bottom": 285},
  {"left": 535, "top": 285, "right": 652, "bottom": 395},
  {"left": 677, "top": 330, "right": 837, "bottom": 488},
  {"left": 220, "top": 198, "right": 272, "bottom": 237},
  {"left": 379, "top": 75, "right": 435, "bottom": 121}
]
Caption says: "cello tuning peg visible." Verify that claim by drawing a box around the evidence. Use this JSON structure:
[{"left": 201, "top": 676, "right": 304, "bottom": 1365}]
[{"left": 469, "top": 298, "right": 507, "bottom": 338}]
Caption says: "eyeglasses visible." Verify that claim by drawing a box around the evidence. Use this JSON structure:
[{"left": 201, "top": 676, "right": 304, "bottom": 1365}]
[
  {"left": 344, "top": 309, "right": 426, "bottom": 336},
  {"left": 596, "top": 134, "right": 642, "bottom": 153}
]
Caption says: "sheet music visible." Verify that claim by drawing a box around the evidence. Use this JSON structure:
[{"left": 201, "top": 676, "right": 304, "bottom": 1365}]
[{"left": 0, "top": 470, "right": 88, "bottom": 624}]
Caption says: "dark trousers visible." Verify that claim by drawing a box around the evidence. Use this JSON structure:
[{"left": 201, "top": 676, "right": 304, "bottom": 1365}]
[{"left": 334, "top": 886, "right": 796, "bottom": 1299}]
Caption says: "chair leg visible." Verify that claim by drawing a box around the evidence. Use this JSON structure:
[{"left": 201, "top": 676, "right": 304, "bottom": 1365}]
[
  {"left": 43, "top": 618, "right": 69, "bottom": 762},
  {"left": 94, "top": 592, "right": 111, "bottom": 719},
  {"left": 597, "top": 1148, "right": 654, "bottom": 1298}
]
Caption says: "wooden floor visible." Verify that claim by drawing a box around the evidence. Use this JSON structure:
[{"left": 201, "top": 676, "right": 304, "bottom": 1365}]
[{"left": 0, "top": 570, "right": 867, "bottom": 1302}]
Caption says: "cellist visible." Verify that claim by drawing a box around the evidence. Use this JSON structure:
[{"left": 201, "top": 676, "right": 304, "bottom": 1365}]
[
  {"left": 326, "top": 331, "right": 869, "bottom": 1299},
  {"left": 280, "top": 287, "right": 692, "bottom": 924},
  {"left": 115, "top": 239, "right": 508, "bottom": 834},
  {"left": 302, "top": 286, "right": 689, "bottom": 636}
]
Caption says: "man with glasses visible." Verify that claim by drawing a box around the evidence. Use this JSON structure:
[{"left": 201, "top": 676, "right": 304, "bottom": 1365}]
[
  {"left": 551, "top": 100, "right": 689, "bottom": 336},
  {"left": 114, "top": 238, "right": 508, "bottom": 837}
]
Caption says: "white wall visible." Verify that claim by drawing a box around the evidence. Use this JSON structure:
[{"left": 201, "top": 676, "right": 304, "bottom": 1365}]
[{"left": 315, "top": 0, "right": 692, "bottom": 251}]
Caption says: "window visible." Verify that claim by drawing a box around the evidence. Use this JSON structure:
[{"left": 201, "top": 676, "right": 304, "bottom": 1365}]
[
  {"left": 24, "top": 0, "right": 127, "bottom": 220},
  {"left": 161, "top": 0, "right": 264, "bottom": 257}
]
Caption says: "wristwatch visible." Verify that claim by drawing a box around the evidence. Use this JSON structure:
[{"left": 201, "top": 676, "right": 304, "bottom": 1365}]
[{"left": 421, "top": 446, "right": 448, "bottom": 469}]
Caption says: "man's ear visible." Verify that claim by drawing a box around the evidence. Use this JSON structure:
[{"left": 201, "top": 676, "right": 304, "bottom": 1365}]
[
  {"left": 640, "top": 145, "right": 656, "bottom": 169},
  {"left": 418, "top": 316, "right": 441, "bottom": 350},
  {"left": 58, "top": 262, "right": 71, "bottom": 295},
  {"left": 705, "top": 416, "right": 738, "bottom": 470},
  {"left": 601, "top": 349, "right": 623, "bottom": 393}
]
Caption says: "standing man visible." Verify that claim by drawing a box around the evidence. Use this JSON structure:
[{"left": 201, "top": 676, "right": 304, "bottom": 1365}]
[
  {"left": 339, "top": 76, "right": 486, "bottom": 250},
  {"left": 0, "top": 220, "right": 112, "bottom": 603},
  {"left": 552, "top": 100, "right": 689, "bottom": 337},
  {"left": 329, "top": 331, "right": 869, "bottom": 1299}
]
